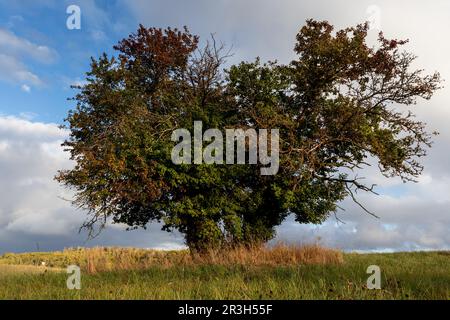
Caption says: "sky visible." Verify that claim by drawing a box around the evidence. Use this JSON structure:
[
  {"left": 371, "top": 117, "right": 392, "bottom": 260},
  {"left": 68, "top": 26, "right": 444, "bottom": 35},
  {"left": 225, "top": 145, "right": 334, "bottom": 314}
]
[{"left": 0, "top": 0, "right": 449, "bottom": 254}]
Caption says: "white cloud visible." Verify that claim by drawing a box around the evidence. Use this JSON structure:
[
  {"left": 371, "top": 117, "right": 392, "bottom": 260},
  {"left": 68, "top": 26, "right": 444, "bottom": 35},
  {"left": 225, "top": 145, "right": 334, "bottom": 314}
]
[
  {"left": 21, "top": 84, "right": 31, "bottom": 93},
  {"left": 90, "top": 30, "right": 107, "bottom": 41},
  {"left": 0, "top": 54, "right": 42, "bottom": 86},
  {"left": 61, "top": 76, "right": 88, "bottom": 90},
  {"left": 0, "top": 116, "right": 65, "bottom": 140},
  {"left": 0, "top": 116, "right": 73, "bottom": 235},
  {"left": 0, "top": 28, "right": 58, "bottom": 64},
  {"left": 0, "top": 28, "right": 58, "bottom": 89}
]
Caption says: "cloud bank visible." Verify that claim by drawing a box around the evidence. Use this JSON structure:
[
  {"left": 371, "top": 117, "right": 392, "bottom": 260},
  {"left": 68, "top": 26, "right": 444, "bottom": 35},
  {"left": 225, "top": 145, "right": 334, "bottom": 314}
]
[{"left": 0, "top": 115, "right": 185, "bottom": 253}]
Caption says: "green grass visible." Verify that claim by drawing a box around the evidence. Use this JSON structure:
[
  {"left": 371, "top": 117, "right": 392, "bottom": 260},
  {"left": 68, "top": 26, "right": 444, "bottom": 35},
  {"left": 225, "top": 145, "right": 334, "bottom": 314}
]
[{"left": 0, "top": 250, "right": 448, "bottom": 300}]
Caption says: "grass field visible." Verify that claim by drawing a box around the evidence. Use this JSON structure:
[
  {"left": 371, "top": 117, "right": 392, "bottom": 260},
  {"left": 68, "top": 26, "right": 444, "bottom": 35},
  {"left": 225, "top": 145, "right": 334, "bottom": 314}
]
[{"left": 0, "top": 246, "right": 448, "bottom": 300}]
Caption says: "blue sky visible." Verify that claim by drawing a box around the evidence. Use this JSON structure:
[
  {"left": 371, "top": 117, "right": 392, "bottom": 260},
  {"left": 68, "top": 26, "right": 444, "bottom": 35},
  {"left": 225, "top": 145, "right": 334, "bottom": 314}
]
[
  {"left": 0, "top": 0, "right": 449, "bottom": 253},
  {"left": 0, "top": 0, "right": 284, "bottom": 124},
  {"left": 0, "top": 0, "right": 132, "bottom": 123}
]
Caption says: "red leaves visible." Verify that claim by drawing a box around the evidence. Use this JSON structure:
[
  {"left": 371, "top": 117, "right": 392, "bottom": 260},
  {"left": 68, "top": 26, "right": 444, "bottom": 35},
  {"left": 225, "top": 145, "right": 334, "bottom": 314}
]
[{"left": 114, "top": 25, "right": 198, "bottom": 74}]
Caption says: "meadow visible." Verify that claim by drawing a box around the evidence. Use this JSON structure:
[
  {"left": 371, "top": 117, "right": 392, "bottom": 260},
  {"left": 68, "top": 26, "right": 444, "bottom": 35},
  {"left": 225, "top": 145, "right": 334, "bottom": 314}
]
[{"left": 0, "top": 246, "right": 448, "bottom": 300}]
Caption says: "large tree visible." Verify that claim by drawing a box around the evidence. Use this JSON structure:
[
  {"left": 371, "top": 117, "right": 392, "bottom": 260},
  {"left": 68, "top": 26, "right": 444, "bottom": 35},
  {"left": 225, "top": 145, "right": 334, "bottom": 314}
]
[{"left": 57, "top": 20, "right": 441, "bottom": 251}]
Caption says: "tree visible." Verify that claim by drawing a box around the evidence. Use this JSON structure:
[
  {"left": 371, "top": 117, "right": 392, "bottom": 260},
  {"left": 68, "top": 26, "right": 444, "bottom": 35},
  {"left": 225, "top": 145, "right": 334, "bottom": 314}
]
[{"left": 57, "top": 20, "right": 441, "bottom": 251}]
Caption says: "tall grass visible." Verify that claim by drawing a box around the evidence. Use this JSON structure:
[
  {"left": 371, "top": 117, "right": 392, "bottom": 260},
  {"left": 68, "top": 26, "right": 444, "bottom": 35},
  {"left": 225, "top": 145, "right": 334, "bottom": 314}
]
[
  {"left": 0, "top": 249, "right": 448, "bottom": 299},
  {"left": 189, "top": 244, "right": 343, "bottom": 267},
  {"left": 0, "top": 244, "right": 343, "bottom": 274}
]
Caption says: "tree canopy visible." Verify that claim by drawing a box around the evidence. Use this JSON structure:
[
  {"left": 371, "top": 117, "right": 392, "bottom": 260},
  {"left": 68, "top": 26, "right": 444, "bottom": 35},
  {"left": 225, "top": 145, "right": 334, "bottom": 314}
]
[{"left": 57, "top": 20, "right": 441, "bottom": 251}]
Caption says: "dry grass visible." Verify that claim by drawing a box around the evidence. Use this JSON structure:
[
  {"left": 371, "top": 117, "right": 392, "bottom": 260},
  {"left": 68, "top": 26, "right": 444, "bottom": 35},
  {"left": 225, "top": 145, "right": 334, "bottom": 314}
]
[
  {"left": 0, "top": 244, "right": 343, "bottom": 274},
  {"left": 0, "top": 264, "right": 63, "bottom": 277},
  {"left": 189, "top": 244, "right": 344, "bottom": 267}
]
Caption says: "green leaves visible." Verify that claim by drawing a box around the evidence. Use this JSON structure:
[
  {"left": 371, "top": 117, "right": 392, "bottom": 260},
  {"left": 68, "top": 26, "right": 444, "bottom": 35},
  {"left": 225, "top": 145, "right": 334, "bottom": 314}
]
[{"left": 57, "top": 21, "right": 441, "bottom": 251}]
